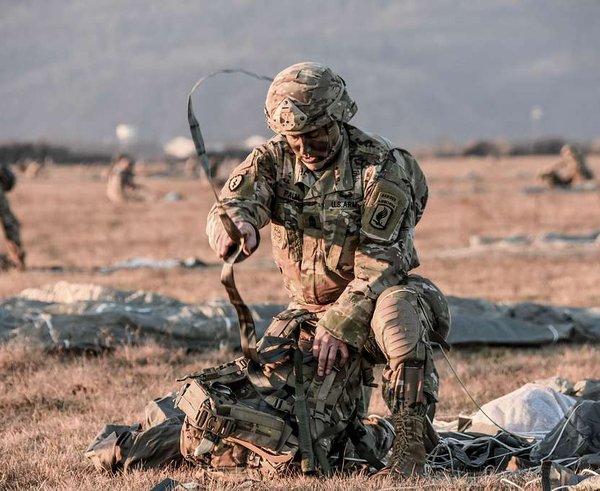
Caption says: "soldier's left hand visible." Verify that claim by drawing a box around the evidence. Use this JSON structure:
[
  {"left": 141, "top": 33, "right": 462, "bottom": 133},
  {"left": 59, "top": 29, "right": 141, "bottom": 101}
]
[{"left": 312, "top": 325, "right": 349, "bottom": 377}]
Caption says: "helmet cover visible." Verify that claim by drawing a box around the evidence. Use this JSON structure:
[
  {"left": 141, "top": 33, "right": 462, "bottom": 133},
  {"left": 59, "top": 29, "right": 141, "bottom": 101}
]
[{"left": 265, "top": 62, "right": 357, "bottom": 135}]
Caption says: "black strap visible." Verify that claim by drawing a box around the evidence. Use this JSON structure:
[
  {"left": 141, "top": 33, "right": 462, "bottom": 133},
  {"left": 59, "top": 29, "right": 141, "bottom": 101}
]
[{"left": 347, "top": 421, "right": 386, "bottom": 470}]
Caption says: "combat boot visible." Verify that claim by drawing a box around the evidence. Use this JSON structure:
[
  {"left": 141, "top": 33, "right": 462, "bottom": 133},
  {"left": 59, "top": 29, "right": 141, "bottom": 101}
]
[{"left": 376, "top": 403, "right": 426, "bottom": 478}]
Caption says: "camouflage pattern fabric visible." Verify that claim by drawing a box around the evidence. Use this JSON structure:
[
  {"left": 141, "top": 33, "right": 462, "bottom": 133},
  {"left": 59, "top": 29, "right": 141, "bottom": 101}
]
[
  {"left": 106, "top": 158, "right": 139, "bottom": 203},
  {"left": 0, "top": 162, "right": 16, "bottom": 192},
  {"left": 207, "top": 124, "right": 428, "bottom": 350},
  {"left": 539, "top": 145, "right": 595, "bottom": 188},
  {"left": 175, "top": 316, "right": 371, "bottom": 476},
  {"left": 365, "top": 275, "right": 450, "bottom": 407},
  {"left": 85, "top": 393, "right": 184, "bottom": 472},
  {"left": 264, "top": 62, "right": 357, "bottom": 136},
  {"left": 0, "top": 185, "right": 25, "bottom": 270}
]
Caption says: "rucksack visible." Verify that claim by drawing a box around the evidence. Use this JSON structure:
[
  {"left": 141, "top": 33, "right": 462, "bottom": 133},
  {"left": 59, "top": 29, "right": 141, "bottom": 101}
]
[{"left": 175, "top": 309, "right": 368, "bottom": 476}]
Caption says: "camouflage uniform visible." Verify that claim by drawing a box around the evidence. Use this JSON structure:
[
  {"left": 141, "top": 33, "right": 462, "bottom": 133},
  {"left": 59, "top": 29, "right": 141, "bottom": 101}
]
[
  {"left": 0, "top": 164, "right": 25, "bottom": 270},
  {"left": 539, "top": 144, "right": 595, "bottom": 188},
  {"left": 106, "top": 155, "right": 139, "bottom": 203},
  {"left": 206, "top": 62, "right": 450, "bottom": 475}
]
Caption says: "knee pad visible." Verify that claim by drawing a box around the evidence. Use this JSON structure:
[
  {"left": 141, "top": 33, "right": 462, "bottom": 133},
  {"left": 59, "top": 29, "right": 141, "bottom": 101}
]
[{"left": 372, "top": 286, "right": 425, "bottom": 369}]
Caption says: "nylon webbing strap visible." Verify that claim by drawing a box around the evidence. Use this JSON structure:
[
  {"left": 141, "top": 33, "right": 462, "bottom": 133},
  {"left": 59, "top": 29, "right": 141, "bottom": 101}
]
[
  {"left": 227, "top": 437, "right": 295, "bottom": 465},
  {"left": 220, "top": 259, "right": 258, "bottom": 361},
  {"left": 187, "top": 69, "right": 272, "bottom": 363},
  {"left": 294, "top": 348, "right": 315, "bottom": 474}
]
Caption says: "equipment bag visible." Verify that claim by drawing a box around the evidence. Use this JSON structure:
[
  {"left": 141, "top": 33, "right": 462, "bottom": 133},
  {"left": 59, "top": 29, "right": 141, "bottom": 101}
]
[{"left": 175, "top": 309, "right": 365, "bottom": 476}]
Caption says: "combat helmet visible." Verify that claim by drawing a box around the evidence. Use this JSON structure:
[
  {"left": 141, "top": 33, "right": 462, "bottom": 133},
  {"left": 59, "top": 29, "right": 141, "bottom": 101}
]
[{"left": 265, "top": 62, "right": 357, "bottom": 135}]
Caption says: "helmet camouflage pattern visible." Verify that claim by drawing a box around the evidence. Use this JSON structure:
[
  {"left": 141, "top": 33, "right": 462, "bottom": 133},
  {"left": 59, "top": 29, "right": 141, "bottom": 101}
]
[{"left": 265, "top": 62, "right": 357, "bottom": 135}]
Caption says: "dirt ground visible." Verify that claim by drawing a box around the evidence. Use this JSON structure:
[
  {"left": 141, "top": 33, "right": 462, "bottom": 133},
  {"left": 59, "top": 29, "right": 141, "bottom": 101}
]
[{"left": 1, "top": 155, "right": 600, "bottom": 490}]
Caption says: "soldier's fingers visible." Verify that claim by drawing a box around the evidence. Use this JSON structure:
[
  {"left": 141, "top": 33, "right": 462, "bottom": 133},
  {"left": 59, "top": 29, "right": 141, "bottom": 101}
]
[
  {"left": 312, "top": 335, "right": 322, "bottom": 360},
  {"left": 243, "top": 233, "right": 257, "bottom": 255},
  {"left": 217, "top": 237, "right": 227, "bottom": 258},
  {"left": 218, "top": 236, "right": 234, "bottom": 259},
  {"left": 239, "top": 224, "right": 257, "bottom": 255},
  {"left": 339, "top": 342, "right": 349, "bottom": 367},
  {"left": 325, "top": 344, "right": 337, "bottom": 375},
  {"left": 317, "top": 342, "right": 330, "bottom": 377}
]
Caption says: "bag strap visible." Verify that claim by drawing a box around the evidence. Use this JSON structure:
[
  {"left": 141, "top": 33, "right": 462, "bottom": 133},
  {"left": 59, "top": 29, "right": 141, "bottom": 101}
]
[{"left": 227, "top": 437, "right": 295, "bottom": 465}]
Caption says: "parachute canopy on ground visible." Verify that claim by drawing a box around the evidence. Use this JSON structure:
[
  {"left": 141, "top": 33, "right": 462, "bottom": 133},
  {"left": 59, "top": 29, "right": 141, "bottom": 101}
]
[
  {"left": 1, "top": 282, "right": 599, "bottom": 352},
  {"left": 163, "top": 136, "right": 196, "bottom": 160}
]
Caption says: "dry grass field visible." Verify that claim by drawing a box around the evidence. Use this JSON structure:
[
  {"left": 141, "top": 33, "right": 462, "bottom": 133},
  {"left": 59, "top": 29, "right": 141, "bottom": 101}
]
[{"left": 1, "top": 155, "right": 600, "bottom": 490}]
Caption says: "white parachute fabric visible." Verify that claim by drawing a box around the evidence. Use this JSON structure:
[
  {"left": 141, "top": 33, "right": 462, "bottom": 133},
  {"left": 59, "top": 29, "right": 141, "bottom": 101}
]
[{"left": 471, "top": 383, "right": 577, "bottom": 440}]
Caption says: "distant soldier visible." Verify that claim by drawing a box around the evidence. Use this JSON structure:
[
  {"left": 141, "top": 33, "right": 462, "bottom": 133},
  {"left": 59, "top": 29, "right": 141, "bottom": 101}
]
[
  {"left": 106, "top": 153, "right": 142, "bottom": 203},
  {"left": 538, "top": 144, "right": 595, "bottom": 188},
  {"left": 183, "top": 156, "right": 201, "bottom": 179},
  {"left": 23, "top": 158, "right": 47, "bottom": 179},
  {"left": 0, "top": 162, "right": 26, "bottom": 270}
]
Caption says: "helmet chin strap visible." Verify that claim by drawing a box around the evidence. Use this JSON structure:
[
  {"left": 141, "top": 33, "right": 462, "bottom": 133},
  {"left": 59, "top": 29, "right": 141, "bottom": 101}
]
[{"left": 301, "top": 123, "right": 343, "bottom": 171}]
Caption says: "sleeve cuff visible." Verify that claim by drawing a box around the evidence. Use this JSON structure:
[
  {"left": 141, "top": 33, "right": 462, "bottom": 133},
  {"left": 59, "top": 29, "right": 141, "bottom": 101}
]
[{"left": 317, "top": 308, "right": 370, "bottom": 350}]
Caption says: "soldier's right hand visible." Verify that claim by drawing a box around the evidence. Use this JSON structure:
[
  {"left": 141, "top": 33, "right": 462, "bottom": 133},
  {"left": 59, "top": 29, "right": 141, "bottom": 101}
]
[{"left": 216, "top": 221, "right": 257, "bottom": 260}]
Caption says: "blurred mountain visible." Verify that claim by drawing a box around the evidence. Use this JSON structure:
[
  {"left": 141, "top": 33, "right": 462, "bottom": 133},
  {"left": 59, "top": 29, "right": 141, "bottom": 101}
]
[{"left": 1, "top": 0, "right": 599, "bottom": 148}]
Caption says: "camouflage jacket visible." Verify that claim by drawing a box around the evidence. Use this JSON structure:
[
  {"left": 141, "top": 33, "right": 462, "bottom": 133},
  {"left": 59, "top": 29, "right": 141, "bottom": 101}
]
[
  {"left": 207, "top": 124, "right": 428, "bottom": 349},
  {"left": 0, "top": 186, "right": 22, "bottom": 246},
  {"left": 547, "top": 153, "right": 595, "bottom": 183}
]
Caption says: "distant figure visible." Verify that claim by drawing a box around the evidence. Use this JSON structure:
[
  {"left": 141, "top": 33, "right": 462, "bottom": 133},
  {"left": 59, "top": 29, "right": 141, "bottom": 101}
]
[
  {"left": 23, "top": 158, "right": 47, "bottom": 179},
  {"left": 183, "top": 156, "right": 200, "bottom": 179},
  {"left": 106, "top": 154, "right": 142, "bottom": 203},
  {"left": 538, "top": 144, "right": 595, "bottom": 188},
  {"left": 0, "top": 162, "right": 25, "bottom": 270},
  {"left": 17, "top": 158, "right": 45, "bottom": 178}
]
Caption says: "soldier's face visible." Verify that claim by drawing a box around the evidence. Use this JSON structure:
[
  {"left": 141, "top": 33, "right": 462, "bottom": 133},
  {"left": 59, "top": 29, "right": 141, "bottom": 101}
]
[{"left": 286, "top": 123, "right": 340, "bottom": 169}]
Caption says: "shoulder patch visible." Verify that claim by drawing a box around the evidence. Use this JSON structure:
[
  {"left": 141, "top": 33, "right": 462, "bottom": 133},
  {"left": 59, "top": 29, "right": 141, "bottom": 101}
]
[
  {"left": 228, "top": 174, "right": 243, "bottom": 191},
  {"left": 369, "top": 192, "right": 397, "bottom": 229},
  {"left": 362, "top": 180, "right": 409, "bottom": 242}
]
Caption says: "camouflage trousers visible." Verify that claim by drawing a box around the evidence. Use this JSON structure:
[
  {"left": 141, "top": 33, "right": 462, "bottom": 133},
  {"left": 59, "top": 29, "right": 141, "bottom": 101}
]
[{"left": 363, "top": 274, "right": 450, "bottom": 412}]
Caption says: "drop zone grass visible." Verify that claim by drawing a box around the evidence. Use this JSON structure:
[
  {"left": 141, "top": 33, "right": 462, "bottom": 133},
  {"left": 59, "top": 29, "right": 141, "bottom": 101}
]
[{"left": 1, "top": 155, "right": 599, "bottom": 489}]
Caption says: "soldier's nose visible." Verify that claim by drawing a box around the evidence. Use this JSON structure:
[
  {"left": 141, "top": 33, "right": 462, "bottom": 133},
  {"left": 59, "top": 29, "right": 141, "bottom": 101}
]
[{"left": 299, "top": 136, "right": 312, "bottom": 155}]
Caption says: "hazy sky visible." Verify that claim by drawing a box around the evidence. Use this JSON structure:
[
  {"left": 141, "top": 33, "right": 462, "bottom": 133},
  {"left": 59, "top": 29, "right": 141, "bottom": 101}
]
[{"left": 1, "top": 0, "right": 599, "bottom": 147}]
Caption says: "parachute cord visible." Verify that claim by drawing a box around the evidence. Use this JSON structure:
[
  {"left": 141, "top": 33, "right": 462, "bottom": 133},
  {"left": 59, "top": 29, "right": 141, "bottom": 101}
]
[
  {"left": 189, "top": 68, "right": 273, "bottom": 98},
  {"left": 433, "top": 343, "right": 534, "bottom": 441}
]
